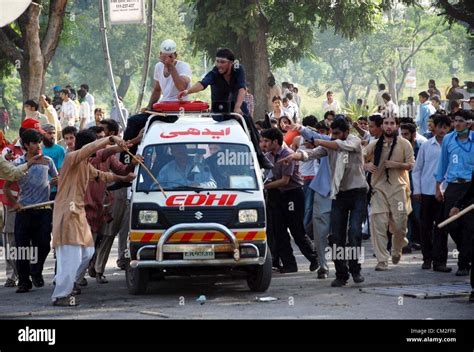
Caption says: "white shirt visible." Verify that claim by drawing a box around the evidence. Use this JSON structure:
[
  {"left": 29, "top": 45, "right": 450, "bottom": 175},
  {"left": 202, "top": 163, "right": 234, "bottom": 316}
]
[
  {"left": 60, "top": 100, "right": 77, "bottom": 128},
  {"left": 375, "top": 90, "right": 386, "bottom": 107},
  {"left": 286, "top": 101, "right": 300, "bottom": 122},
  {"left": 298, "top": 137, "right": 318, "bottom": 177},
  {"left": 85, "top": 93, "right": 95, "bottom": 116},
  {"left": 79, "top": 101, "right": 91, "bottom": 126},
  {"left": 293, "top": 93, "right": 301, "bottom": 107},
  {"left": 412, "top": 136, "right": 442, "bottom": 196},
  {"left": 322, "top": 100, "right": 341, "bottom": 113},
  {"left": 384, "top": 100, "right": 399, "bottom": 116},
  {"left": 153, "top": 60, "right": 192, "bottom": 102}
]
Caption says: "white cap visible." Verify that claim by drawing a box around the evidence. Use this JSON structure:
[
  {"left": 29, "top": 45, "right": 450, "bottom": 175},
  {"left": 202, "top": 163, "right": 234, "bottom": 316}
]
[{"left": 160, "top": 39, "right": 177, "bottom": 54}]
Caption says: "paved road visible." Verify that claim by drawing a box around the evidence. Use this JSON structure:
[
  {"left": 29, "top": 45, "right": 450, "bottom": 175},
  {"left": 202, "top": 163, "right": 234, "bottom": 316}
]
[{"left": 0, "top": 237, "right": 472, "bottom": 319}]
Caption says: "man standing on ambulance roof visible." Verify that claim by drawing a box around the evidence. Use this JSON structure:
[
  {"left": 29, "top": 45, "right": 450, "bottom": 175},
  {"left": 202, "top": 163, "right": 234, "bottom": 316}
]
[
  {"left": 123, "top": 39, "right": 192, "bottom": 156},
  {"left": 177, "top": 48, "right": 273, "bottom": 169}
]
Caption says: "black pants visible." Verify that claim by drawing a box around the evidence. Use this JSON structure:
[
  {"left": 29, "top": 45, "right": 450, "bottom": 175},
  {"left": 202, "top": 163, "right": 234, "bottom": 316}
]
[
  {"left": 420, "top": 194, "right": 445, "bottom": 264},
  {"left": 442, "top": 182, "right": 472, "bottom": 271},
  {"left": 15, "top": 209, "right": 52, "bottom": 286},
  {"left": 268, "top": 187, "right": 316, "bottom": 269},
  {"left": 330, "top": 188, "right": 367, "bottom": 280},
  {"left": 265, "top": 192, "right": 280, "bottom": 268}
]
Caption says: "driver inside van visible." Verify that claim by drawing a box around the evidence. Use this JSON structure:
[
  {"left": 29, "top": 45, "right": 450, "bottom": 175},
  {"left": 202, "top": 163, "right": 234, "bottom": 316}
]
[{"left": 158, "top": 144, "right": 217, "bottom": 189}]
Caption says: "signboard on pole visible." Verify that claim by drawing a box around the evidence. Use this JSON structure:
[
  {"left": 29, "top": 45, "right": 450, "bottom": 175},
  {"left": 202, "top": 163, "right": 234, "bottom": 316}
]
[
  {"left": 405, "top": 68, "right": 416, "bottom": 89},
  {"left": 109, "top": 0, "right": 145, "bottom": 25}
]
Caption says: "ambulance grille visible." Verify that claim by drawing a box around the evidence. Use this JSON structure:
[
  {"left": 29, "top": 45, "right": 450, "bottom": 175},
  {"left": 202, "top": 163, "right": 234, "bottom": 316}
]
[{"left": 161, "top": 208, "right": 235, "bottom": 226}]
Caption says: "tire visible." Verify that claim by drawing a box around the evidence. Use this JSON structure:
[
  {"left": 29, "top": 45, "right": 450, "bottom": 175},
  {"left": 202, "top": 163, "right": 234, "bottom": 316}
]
[
  {"left": 126, "top": 262, "right": 149, "bottom": 295},
  {"left": 246, "top": 247, "right": 272, "bottom": 292}
]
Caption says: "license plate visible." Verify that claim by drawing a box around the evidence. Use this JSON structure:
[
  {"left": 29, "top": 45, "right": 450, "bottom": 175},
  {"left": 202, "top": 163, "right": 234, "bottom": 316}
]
[{"left": 183, "top": 249, "right": 215, "bottom": 260}]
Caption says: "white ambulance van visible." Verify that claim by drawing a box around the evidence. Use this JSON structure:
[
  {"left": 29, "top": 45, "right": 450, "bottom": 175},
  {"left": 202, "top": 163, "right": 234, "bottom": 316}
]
[{"left": 126, "top": 107, "right": 271, "bottom": 294}]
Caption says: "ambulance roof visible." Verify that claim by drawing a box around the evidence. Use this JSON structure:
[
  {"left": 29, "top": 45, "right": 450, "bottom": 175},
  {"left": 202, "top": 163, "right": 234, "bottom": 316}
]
[{"left": 143, "top": 116, "right": 250, "bottom": 145}]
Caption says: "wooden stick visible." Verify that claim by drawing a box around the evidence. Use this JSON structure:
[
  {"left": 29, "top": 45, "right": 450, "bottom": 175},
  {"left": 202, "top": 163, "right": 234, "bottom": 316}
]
[
  {"left": 125, "top": 150, "right": 168, "bottom": 199},
  {"left": 438, "top": 204, "right": 474, "bottom": 229},
  {"left": 9, "top": 201, "right": 55, "bottom": 212}
]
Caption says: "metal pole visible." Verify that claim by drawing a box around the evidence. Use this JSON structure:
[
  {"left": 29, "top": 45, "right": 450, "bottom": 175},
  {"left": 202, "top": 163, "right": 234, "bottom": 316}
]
[
  {"left": 98, "top": 0, "right": 127, "bottom": 130},
  {"left": 135, "top": 0, "right": 155, "bottom": 113}
]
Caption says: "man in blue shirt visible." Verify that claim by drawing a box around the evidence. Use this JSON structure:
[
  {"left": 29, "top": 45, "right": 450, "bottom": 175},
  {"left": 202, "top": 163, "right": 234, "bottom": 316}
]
[
  {"left": 178, "top": 48, "right": 273, "bottom": 170},
  {"left": 435, "top": 109, "right": 474, "bottom": 276},
  {"left": 416, "top": 91, "right": 436, "bottom": 136},
  {"left": 41, "top": 124, "right": 64, "bottom": 200},
  {"left": 4, "top": 129, "right": 58, "bottom": 293},
  {"left": 290, "top": 121, "right": 333, "bottom": 279}
]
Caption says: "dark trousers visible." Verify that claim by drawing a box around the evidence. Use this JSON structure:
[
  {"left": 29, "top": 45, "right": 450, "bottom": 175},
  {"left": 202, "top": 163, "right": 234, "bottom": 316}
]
[
  {"left": 14, "top": 209, "right": 52, "bottom": 286},
  {"left": 265, "top": 197, "right": 280, "bottom": 268},
  {"left": 420, "top": 194, "right": 445, "bottom": 264},
  {"left": 269, "top": 187, "right": 316, "bottom": 269},
  {"left": 442, "top": 183, "right": 472, "bottom": 271},
  {"left": 123, "top": 112, "right": 151, "bottom": 159},
  {"left": 330, "top": 188, "right": 367, "bottom": 280}
]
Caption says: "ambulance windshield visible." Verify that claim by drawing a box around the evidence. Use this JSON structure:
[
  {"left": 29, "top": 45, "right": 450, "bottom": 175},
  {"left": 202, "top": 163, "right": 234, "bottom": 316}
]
[{"left": 136, "top": 143, "right": 259, "bottom": 192}]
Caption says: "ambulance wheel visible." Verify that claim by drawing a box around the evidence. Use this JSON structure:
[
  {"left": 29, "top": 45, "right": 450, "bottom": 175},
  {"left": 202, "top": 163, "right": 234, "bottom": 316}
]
[
  {"left": 246, "top": 248, "right": 272, "bottom": 292},
  {"left": 126, "top": 263, "right": 149, "bottom": 295}
]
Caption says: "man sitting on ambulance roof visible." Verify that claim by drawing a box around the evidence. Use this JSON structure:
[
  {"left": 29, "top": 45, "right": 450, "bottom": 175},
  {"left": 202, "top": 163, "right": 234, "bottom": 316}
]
[
  {"left": 158, "top": 144, "right": 217, "bottom": 189},
  {"left": 123, "top": 39, "right": 192, "bottom": 156}
]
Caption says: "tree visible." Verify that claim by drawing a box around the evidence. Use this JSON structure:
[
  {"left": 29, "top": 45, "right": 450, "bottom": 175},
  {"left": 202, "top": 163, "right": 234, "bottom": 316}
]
[
  {"left": 0, "top": 0, "right": 68, "bottom": 106},
  {"left": 187, "top": 0, "right": 385, "bottom": 119}
]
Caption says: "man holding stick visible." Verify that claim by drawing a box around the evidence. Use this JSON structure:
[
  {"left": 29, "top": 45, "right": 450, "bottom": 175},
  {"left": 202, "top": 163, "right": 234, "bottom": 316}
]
[
  {"left": 51, "top": 131, "right": 135, "bottom": 306},
  {"left": 4, "top": 129, "right": 58, "bottom": 293},
  {"left": 447, "top": 173, "right": 474, "bottom": 302}
]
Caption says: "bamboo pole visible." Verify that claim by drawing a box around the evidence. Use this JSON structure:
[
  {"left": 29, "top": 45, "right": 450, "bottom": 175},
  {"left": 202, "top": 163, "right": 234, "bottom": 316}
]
[{"left": 438, "top": 204, "right": 474, "bottom": 229}]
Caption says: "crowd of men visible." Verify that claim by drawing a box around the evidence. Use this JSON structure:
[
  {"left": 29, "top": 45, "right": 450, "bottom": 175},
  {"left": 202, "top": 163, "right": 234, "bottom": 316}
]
[{"left": 0, "top": 38, "right": 473, "bottom": 306}]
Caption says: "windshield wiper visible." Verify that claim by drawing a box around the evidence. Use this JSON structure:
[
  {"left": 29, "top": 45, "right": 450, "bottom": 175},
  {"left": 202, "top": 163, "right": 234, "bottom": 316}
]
[
  {"left": 217, "top": 188, "right": 254, "bottom": 193},
  {"left": 170, "top": 186, "right": 205, "bottom": 193}
]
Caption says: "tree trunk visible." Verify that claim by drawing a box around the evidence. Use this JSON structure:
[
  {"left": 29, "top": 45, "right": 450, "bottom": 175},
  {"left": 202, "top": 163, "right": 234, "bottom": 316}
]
[
  {"left": 19, "top": 4, "right": 44, "bottom": 103},
  {"left": 0, "top": 0, "right": 67, "bottom": 118},
  {"left": 251, "top": 15, "right": 270, "bottom": 121},
  {"left": 387, "top": 61, "right": 398, "bottom": 105}
]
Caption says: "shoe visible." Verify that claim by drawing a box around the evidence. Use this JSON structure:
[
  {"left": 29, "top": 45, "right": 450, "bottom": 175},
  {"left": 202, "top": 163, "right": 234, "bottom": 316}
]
[
  {"left": 455, "top": 269, "right": 470, "bottom": 277},
  {"left": 411, "top": 242, "right": 422, "bottom": 251},
  {"left": 362, "top": 233, "right": 370, "bottom": 240},
  {"left": 72, "top": 283, "right": 82, "bottom": 296},
  {"left": 433, "top": 265, "right": 452, "bottom": 273},
  {"left": 107, "top": 181, "right": 132, "bottom": 191},
  {"left": 116, "top": 261, "right": 127, "bottom": 270},
  {"left": 258, "top": 154, "right": 274, "bottom": 170},
  {"left": 317, "top": 269, "right": 328, "bottom": 279},
  {"left": 402, "top": 246, "right": 412, "bottom": 254},
  {"left": 77, "top": 277, "right": 88, "bottom": 287},
  {"left": 421, "top": 260, "right": 432, "bottom": 270},
  {"left": 392, "top": 254, "right": 401, "bottom": 265},
  {"left": 375, "top": 262, "right": 388, "bottom": 271},
  {"left": 31, "top": 275, "right": 44, "bottom": 288},
  {"left": 352, "top": 273, "right": 365, "bottom": 283},
  {"left": 331, "top": 278, "right": 348, "bottom": 287},
  {"left": 309, "top": 260, "right": 319, "bottom": 272},
  {"left": 469, "top": 292, "right": 474, "bottom": 303},
  {"left": 53, "top": 296, "right": 78, "bottom": 307},
  {"left": 16, "top": 282, "right": 32, "bottom": 293},
  {"left": 88, "top": 266, "right": 96, "bottom": 278},
  {"left": 4, "top": 278, "right": 16, "bottom": 287},
  {"left": 279, "top": 266, "right": 298, "bottom": 274},
  {"left": 96, "top": 273, "right": 108, "bottom": 284}
]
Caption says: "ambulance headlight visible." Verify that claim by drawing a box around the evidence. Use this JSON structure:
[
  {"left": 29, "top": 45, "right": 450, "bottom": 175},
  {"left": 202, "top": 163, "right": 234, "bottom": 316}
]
[
  {"left": 238, "top": 209, "right": 258, "bottom": 223},
  {"left": 139, "top": 210, "right": 158, "bottom": 224}
]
